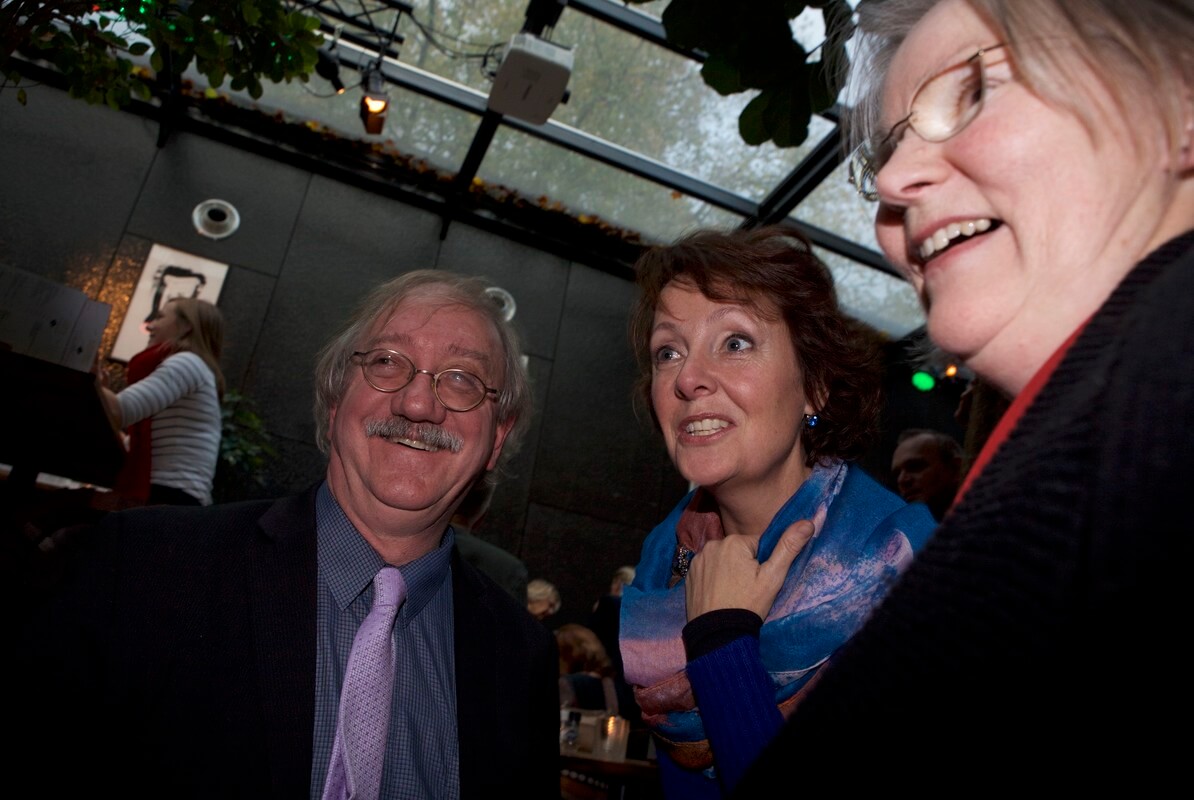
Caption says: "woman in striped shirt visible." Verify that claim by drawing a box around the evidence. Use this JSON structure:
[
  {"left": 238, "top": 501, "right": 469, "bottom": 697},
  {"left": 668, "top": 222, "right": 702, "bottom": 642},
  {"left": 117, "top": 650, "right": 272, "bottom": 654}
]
[{"left": 100, "top": 297, "right": 225, "bottom": 506}]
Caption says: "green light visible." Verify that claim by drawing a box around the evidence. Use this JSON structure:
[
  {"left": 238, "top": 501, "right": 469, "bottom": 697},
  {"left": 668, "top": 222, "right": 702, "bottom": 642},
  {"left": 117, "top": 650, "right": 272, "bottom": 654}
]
[{"left": 911, "top": 370, "right": 936, "bottom": 392}]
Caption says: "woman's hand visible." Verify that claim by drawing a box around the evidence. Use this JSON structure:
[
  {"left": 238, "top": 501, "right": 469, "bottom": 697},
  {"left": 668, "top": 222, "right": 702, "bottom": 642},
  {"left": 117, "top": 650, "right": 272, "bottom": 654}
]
[
  {"left": 685, "top": 520, "right": 815, "bottom": 621},
  {"left": 97, "top": 383, "right": 122, "bottom": 433}
]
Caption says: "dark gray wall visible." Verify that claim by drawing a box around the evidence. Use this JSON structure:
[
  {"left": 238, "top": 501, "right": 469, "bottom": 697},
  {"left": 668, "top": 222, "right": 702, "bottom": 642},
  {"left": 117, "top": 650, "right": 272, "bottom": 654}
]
[
  {"left": 0, "top": 86, "right": 690, "bottom": 626},
  {"left": 1, "top": 86, "right": 966, "bottom": 626}
]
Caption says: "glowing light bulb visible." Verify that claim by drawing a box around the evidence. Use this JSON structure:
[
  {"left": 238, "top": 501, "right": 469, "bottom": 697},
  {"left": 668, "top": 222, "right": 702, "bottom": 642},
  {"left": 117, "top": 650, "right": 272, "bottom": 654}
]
[{"left": 911, "top": 370, "right": 936, "bottom": 392}]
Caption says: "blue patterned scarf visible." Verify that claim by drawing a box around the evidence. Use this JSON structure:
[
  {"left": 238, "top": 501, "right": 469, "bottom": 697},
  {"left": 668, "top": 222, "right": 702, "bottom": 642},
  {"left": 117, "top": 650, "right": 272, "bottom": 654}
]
[{"left": 620, "top": 460, "right": 936, "bottom": 768}]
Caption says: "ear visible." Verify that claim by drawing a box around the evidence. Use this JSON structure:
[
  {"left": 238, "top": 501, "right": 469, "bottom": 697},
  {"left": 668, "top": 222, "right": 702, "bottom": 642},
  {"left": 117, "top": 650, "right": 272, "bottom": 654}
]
[
  {"left": 327, "top": 404, "right": 338, "bottom": 446},
  {"left": 485, "top": 415, "right": 516, "bottom": 472}
]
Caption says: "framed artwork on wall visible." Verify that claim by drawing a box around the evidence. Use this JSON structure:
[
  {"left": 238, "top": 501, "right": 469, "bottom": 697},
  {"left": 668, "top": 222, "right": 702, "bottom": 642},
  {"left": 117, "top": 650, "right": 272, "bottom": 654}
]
[{"left": 111, "top": 244, "right": 229, "bottom": 363}]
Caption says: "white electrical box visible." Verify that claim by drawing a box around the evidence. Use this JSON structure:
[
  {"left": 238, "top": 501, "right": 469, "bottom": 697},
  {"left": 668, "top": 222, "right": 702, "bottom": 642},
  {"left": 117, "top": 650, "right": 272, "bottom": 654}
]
[
  {"left": 0, "top": 264, "right": 111, "bottom": 372},
  {"left": 487, "top": 33, "right": 573, "bottom": 125}
]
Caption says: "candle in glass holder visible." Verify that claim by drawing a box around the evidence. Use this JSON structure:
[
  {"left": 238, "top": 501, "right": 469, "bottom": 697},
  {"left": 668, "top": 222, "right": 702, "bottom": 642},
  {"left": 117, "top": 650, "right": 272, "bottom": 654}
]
[{"left": 600, "top": 715, "right": 630, "bottom": 761}]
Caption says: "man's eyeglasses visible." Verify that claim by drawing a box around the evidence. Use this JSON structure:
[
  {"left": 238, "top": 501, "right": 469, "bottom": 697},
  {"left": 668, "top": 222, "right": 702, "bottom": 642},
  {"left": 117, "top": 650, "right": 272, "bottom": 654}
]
[
  {"left": 351, "top": 349, "right": 498, "bottom": 412},
  {"left": 849, "top": 43, "right": 1008, "bottom": 202}
]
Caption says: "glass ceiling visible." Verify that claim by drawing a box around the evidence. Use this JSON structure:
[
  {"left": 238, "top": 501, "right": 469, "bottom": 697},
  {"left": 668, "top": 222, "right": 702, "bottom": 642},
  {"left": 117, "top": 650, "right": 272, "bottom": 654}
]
[{"left": 181, "top": 0, "right": 922, "bottom": 338}]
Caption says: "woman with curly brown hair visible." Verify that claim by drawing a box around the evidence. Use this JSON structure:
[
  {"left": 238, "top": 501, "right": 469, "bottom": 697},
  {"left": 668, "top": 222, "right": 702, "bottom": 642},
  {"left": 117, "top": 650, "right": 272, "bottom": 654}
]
[
  {"left": 618, "top": 224, "right": 936, "bottom": 798},
  {"left": 555, "top": 623, "right": 618, "bottom": 713}
]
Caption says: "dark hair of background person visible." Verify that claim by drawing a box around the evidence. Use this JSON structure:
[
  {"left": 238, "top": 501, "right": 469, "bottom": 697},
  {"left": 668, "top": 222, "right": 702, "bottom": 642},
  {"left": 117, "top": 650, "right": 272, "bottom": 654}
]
[
  {"left": 556, "top": 623, "right": 622, "bottom": 715},
  {"left": 954, "top": 377, "right": 1011, "bottom": 478},
  {"left": 628, "top": 224, "right": 885, "bottom": 467},
  {"left": 556, "top": 622, "right": 614, "bottom": 678},
  {"left": 895, "top": 427, "right": 963, "bottom": 465},
  {"left": 897, "top": 427, "right": 959, "bottom": 445}
]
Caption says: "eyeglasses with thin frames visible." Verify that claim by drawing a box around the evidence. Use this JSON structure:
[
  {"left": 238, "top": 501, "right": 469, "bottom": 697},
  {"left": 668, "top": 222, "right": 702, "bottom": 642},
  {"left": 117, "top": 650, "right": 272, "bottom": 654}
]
[
  {"left": 350, "top": 349, "right": 498, "bottom": 412},
  {"left": 849, "top": 43, "right": 1009, "bottom": 202}
]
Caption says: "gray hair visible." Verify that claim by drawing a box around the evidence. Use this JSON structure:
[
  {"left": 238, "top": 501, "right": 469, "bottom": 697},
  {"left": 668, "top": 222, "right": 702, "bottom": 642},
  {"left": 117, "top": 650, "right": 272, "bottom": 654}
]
[
  {"left": 526, "top": 578, "right": 561, "bottom": 613},
  {"left": 313, "top": 270, "right": 532, "bottom": 484},
  {"left": 840, "top": 0, "right": 1194, "bottom": 162}
]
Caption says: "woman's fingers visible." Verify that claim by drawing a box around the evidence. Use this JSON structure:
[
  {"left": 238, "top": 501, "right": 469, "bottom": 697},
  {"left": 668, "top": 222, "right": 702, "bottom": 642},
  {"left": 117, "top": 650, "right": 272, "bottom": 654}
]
[{"left": 685, "top": 519, "right": 815, "bottom": 621}]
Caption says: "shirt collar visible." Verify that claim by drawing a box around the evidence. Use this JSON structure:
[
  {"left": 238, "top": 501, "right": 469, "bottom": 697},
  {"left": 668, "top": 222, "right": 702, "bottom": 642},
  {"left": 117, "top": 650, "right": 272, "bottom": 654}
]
[{"left": 315, "top": 481, "right": 453, "bottom": 621}]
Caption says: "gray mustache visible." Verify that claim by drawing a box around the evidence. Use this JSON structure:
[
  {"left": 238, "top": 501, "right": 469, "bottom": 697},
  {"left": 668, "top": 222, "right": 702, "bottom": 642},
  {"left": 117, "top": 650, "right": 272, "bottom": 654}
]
[{"left": 365, "top": 417, "right": 463, "bottom": 453}]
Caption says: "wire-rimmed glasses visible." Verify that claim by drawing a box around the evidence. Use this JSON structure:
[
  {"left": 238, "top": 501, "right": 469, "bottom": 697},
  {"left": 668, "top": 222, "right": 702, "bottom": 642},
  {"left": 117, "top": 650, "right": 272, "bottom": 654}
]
[
  {"left": 849, "top": 43, "right": 1008, "bottom": 201},
  {"left": 351, "top": 349, "right": 498, "bottom": 412}
]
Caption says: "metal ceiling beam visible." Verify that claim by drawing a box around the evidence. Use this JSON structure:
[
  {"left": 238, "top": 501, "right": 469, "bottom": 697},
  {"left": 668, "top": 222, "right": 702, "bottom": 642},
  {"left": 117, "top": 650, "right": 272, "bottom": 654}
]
[
  {"left": 751, "top": 122, "right": 843, "bottom": 225},
  {"left": 736, "top": 105, "right": 891, "bottom": 272},
  {"left": 303, "top": 0, "right": 895, "bottom": 278},
  {"left": 332, "top": 43, "right": 759, "bottom": 219},
  {"left": 565, "top": 0, "right": 704, "bottom": 60},
  {"left": 793, "top": 221, "right": 902, "bottom": 278}
]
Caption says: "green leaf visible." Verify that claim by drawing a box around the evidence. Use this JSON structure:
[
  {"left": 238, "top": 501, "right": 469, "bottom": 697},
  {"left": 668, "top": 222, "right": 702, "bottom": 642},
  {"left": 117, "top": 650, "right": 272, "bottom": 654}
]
[
  {"left": 782, "top": 1, "right": 812, "bottom": 15},
  {"left": 739, "top": 92, "right": 770, "bottom": 146},
  {"left": 700, "top": 56, "right": 745, "bottom": 96},
  {"left": 739, "top": 85, "right": 812, "bottom": 148},
  {"left": 660, "top": 0, "right": 722, "bottom": 52}
]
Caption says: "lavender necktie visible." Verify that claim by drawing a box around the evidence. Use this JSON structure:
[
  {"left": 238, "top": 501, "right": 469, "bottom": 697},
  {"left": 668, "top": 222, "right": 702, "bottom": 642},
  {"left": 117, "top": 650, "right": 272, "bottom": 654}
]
[{"left": 322, "top": 566, "right": 407, "bottom": 800}]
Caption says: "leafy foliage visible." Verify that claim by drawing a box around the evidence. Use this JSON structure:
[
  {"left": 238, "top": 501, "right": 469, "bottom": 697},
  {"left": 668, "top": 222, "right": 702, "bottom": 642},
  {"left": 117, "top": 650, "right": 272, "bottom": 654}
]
[
  {"left": 626, "top": 0, "right": 854, "bottom": 148},
  {"left": 3, "top": 1, "right": 851, "bottom": 149},
  {"left": 1, "top": 0, "right": 324, "bottom": 108},
  {"left": 216, "top": 389, "right": 277, "bottom": 499}
]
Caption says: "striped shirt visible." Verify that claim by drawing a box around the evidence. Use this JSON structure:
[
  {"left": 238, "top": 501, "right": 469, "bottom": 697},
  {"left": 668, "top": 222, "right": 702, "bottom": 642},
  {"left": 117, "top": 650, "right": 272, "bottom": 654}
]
[{"left": 116, "top": 350, "right": 221, "bottom": 505}]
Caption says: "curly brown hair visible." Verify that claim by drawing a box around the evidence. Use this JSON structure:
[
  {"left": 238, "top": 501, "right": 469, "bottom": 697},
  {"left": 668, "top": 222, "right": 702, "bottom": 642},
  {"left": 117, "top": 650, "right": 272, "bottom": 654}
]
[
  {"left": 627, "top": 225, "right": 884, "bottom": 466},
  {"left": 555, "top": 623, "right": 613, "bottom": 678}
]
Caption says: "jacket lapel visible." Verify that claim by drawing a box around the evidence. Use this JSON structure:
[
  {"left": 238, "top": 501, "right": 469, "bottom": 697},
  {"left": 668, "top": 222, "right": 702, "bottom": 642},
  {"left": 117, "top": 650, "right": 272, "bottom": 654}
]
[
  {"left": 451, "top": 551, "right": 504, "bottom": 789},
  {"left": 250, "top": 485, "right": 321, "bottom": 794}
]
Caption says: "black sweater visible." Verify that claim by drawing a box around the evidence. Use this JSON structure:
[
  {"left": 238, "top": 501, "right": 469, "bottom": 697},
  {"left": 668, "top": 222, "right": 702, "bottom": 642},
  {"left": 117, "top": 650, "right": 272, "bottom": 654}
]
[{"left": 735, "top": 230, "right": 1194, "bottom": 791}]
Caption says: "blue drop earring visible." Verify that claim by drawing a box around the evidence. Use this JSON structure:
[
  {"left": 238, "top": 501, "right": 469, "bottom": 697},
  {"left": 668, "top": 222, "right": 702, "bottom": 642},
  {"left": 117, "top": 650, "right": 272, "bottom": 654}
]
[{"left": 803, "top": 413, "right": 819, "bottom": 428}]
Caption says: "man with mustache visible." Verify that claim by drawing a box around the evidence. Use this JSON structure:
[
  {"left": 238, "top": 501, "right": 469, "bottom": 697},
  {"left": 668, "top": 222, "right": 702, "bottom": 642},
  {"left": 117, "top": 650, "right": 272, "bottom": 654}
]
[{"left": 15, "top": 271, "right": 560, "bottom": 799}]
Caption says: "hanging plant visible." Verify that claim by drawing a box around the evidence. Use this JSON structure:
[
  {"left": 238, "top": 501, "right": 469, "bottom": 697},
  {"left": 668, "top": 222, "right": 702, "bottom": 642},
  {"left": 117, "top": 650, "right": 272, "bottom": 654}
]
[
  {"left": 214, "top": 388, "right": 277, "bottom": 502},
  {"left": 1, "top": 1, "right": 324, "bottom": 107},
  {"left": 625, "top": 0, "right": 855, "bottom": 148}
]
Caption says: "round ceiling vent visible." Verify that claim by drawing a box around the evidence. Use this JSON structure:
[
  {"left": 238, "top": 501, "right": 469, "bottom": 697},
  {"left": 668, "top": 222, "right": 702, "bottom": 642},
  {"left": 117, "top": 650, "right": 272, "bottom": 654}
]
[
  {"left": 192, "top": 199, "right": 241, "bottom": 240},
  {"left": 484, "top": 286, "right": 517, "bottom": 322}
]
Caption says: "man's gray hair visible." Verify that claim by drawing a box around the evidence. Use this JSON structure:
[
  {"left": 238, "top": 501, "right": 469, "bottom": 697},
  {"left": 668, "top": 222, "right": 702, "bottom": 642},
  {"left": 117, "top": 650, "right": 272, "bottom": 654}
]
[{"left": 313, "top": 270, "right": 532, "bottom": 483}]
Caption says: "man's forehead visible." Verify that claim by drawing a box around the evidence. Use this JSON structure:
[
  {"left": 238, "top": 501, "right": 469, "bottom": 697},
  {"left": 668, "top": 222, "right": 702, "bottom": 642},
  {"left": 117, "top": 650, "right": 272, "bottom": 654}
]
[{"left": 369, "top": 298, "right": 498, "bottom": 354}]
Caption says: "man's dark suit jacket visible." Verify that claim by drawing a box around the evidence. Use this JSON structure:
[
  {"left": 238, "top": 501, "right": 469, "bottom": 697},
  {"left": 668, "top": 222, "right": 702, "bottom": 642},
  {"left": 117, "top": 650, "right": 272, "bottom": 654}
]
[{"left": 14, "top": 484, "right": 561, "bottom": 799}]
